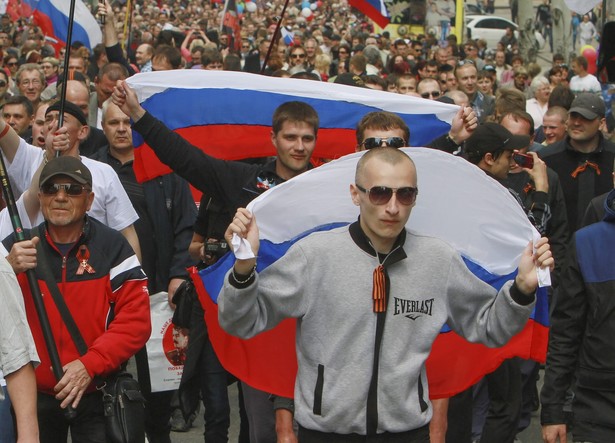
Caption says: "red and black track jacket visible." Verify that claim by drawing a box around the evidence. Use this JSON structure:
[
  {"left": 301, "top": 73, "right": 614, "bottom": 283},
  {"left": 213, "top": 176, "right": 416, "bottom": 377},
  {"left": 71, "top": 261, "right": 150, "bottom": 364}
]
[{"left": 3, "top": 217, "right": 151, "bottom": 394}]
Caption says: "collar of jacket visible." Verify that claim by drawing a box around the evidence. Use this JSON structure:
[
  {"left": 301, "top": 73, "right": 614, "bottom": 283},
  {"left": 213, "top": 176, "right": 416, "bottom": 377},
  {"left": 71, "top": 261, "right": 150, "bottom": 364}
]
[
  {"left": 564, "top": 132, "right": 607, "bottom": 154},
  {"left": 43, "top": 215, "right": 90, "bottom": 252},
  {"left": 348, "top": 218, "right": 407, "bottom": 265}
]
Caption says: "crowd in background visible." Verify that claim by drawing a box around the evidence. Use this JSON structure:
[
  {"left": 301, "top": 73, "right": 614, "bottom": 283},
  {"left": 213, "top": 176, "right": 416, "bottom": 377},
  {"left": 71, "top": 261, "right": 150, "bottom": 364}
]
[{"left": 0, "top": 0, "right": 614, "bottom": 442}]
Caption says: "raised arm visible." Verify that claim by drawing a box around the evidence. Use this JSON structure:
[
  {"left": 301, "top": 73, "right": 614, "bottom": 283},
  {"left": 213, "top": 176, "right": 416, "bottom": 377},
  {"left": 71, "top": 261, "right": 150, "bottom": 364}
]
[
  {"left": 0, "top": 117, "right": 25, "bottom": 163},
  {"left": 224, "top": 208, "right": 259, "bottom": 275},
  {"left": 101, "top": 1, "right": 136, "bottom": 76},
  {"left": 112, "top": 80, "right": 253, "bottom": 202}
]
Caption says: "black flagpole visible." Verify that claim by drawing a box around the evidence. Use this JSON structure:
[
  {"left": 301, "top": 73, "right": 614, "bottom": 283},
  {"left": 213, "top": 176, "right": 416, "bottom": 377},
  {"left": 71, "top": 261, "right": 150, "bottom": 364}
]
[
  {"left": 0, "top": 152, "right": 76, "bottom": 419},
  {"left": 56, "top": 0, "right": 78, "bottom": 156},
  {"left": 261, "top": 0, "right": 291, "bottom": 75}
]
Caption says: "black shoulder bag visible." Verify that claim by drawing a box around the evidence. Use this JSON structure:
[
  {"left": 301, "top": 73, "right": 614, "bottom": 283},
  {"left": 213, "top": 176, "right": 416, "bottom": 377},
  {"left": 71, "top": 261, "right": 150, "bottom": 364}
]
[{"left": 33, "top": 227, "right": 146, "bottom": 443}]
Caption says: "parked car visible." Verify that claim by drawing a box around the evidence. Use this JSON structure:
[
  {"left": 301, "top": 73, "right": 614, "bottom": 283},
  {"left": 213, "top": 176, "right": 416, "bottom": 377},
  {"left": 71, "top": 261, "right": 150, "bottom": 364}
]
[
  {"left": 466, "top": 15, "right": 518, "bottom": 49},
  {"left": 466, "top": 15, "right": 546, "bottom": 51}
]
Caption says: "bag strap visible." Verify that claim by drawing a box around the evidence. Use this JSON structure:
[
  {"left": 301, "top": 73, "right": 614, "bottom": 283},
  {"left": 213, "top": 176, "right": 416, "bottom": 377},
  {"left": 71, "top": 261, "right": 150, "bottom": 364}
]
[{"left": 32, "top": 226, "right": 88, "bottom": 356}]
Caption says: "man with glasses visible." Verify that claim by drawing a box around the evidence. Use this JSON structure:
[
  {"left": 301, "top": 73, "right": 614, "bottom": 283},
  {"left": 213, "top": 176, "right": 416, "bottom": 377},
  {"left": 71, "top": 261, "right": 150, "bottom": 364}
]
[
  {"left": 41, "top": 57, "right": 59, "bottom": 87},
  {"left": 356, "top": 108, "right": 477, "bottom": 155},
  {"left": 0, "top": 100, "right": 140, "bottom": 260},
  {"left": 288, "top": 46, "right": 308, "bottom": 73},
  {"left": 2, "top": 155, "right": 150, "bottom": 443},
  {"left": 417, "top": 78, "right": 442, "bottom": 100},
  {"left": 219, "top": 146, "right": 553, "bottom": 442},
  {"left": 463, "top": 41, "right": 485, "bottom": 70},
  {"left": 455, "top": 60, "right": 494, "bottom": 123},
  {"left": 15, "top": 63, "right": 45, "bottom": 110},
  {"left": 355, "top": 112, "right": 410, "bottom": 152}
]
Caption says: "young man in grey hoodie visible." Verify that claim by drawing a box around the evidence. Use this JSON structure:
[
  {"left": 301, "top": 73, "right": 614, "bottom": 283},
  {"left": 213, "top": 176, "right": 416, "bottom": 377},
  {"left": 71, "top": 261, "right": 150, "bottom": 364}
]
[{"left": 219, "top": 147, "right": 554, "bottom": 442}]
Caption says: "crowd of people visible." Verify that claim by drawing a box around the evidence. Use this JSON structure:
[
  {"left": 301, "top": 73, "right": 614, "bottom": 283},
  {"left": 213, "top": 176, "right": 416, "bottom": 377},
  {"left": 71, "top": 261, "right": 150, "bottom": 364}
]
[{"left": 0, "top": 0, "right": 613, "bottom": 442}]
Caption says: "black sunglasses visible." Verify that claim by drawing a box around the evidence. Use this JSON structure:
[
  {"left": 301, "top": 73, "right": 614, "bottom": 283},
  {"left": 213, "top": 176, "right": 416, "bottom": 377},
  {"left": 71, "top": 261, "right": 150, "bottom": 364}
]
[
  {"left": 420, "top": 91, "right": 441, "bottom": 99},
  {"left": 0, "top": 80, "right": 6, "bottom": 87},
  {"left": 291, "top": 53, "right": 306, "bottom": 58},
  {"left": 41, "top": 182, "right": 90, "bottom": 196},
  {"left": 355, "top": 184, "right": 418, "bottom": 206},
  {"left": 361, "top": 137, "right": 406, "bottom": 149}
]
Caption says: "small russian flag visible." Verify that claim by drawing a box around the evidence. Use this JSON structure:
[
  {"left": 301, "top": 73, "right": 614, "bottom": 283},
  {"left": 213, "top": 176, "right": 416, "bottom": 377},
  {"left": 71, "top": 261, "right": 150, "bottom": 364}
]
[{"left": 281, "top": 27, "right": 295, "bottom": 46}]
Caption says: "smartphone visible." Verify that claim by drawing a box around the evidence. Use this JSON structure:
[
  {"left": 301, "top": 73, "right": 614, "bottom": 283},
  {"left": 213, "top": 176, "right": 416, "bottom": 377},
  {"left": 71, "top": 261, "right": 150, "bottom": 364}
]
[{"left": 513, "top": 152, "right": 534, "bottom": 169}]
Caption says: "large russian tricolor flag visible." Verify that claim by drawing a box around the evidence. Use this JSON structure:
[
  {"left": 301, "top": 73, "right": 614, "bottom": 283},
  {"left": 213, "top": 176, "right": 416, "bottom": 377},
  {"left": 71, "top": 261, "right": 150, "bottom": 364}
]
[
  {"left": 11, "top": 0, "right": 102, "bottom": 51},
  {"left": 191, "top": 148, "right": 550, "bottom": 399},
  {"left": 126, "top": 70, "right": 457, "bottom": 182}
]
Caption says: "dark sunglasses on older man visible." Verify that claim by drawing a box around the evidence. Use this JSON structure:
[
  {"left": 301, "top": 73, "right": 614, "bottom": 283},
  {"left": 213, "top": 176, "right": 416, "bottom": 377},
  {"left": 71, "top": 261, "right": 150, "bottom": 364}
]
[
  {"left": 361, "top": 137, "right": 406, "bottom": 149},
  {"left": 355, "top": 185, "right": 418, "bottom": 206},
  {"left": 41, "top": 183, "right": 90, "bottom": 196}
]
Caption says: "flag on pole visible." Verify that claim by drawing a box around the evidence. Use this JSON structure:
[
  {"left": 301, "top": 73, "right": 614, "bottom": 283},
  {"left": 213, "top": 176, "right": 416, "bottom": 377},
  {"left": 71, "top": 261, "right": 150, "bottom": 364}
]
[
  {"left": 8, "top": 0, "right": 102, "bottom": 51},
  {"left": 349, "top": 0, "right": 390, "bottom": 28},
  {"left": 221, "top": 0, "right": 242, "bottom": 51},
  {"left": 126, "top": 70, "right": 457, "bottom": 182},
  {"left": 281, "top": 26, "right": 295, "bottom": 46},
  {"left": 192, "top": 148, "right": 550, "bottom": 399}
]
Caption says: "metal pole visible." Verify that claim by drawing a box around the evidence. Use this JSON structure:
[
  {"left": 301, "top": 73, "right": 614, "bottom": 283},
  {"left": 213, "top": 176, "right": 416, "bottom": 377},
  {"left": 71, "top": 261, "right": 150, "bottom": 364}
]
[{"left": 57, "top": 0, "right": 78, "bottom": 150}]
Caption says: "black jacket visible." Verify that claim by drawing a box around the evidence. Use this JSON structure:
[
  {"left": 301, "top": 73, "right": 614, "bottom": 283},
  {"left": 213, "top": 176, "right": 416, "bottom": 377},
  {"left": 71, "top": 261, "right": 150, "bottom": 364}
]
[
  {"left": 540, "top": 135, "right": 615, "bottom": 230},
  {"left": 500, "top": 168, "right": 569, "bottom": 286},
  {"left": 540, "top": 189, "right": 615, "bottom": 436},
  {"left": 92, "top": 148, "right": 196, "bottom": 293},
  {"left": 132, "top": 111, "right": 285, "bottom": 210}
]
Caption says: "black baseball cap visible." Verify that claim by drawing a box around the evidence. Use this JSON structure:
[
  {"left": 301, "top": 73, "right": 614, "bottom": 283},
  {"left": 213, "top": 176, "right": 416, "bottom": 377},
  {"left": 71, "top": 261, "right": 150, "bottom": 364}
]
[
  {"left": 569, "top": 93, "right": 606, "bottom": 120},
  {"left": 465, "top": 123, "right": 530, "bottom": 159},
  {"left": 334, "top": 73, "right": 366, "bottom": 88},
  {"left": 39, "top": 156, "right": 92, "bottom": 188}
]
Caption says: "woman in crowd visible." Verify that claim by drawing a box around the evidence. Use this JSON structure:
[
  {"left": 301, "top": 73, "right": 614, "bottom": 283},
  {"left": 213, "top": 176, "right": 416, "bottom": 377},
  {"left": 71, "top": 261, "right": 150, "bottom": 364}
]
[{"left": 526, "top": 76, "right": 551, "bottom": 128}]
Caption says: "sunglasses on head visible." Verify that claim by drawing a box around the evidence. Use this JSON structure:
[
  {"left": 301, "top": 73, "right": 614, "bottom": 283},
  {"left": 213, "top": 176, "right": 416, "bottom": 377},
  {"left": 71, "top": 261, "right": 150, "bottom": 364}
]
[
  {"left": 355, "top": 184, "right": 418, "bottom": 206},
  {"left": 361, "top": 137, "right": 406, "bottom": 149},
  {"left": 41, "top": 182, "right": 90, "bottom": 196},
  {"left": 457, "top": 59, "right": 475, "bottom": 67},
  {"left": 420, "top": 90, "right": 441, "bottom": 99}
]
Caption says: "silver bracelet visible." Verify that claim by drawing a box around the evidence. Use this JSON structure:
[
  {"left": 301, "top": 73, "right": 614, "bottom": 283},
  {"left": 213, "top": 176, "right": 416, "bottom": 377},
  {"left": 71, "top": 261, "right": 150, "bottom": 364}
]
[{"left": 232, "top": 265, "right": 256, "bottom": 284}]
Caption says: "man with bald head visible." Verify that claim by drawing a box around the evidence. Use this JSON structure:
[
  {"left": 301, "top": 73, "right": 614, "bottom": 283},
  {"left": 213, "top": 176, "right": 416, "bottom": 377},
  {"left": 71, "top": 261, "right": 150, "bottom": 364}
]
[
  {"left": 135, "top": 43, "right": 154, "bottom": 73},
  {"left": 219, "top": 147, "right": 553, "bottom": 441},
  {"left": 61, "top": 79, "right": 108, "bottom": 156}
]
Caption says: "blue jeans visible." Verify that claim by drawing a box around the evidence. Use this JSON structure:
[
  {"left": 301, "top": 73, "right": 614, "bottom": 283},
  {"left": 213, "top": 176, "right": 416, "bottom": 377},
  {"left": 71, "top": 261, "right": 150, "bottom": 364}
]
[
  {"left": 199, "top": 335, "right": 231, "bottom": 443},
  {"left": 0, "top": 386, "right": 15, "bottom": 443}
]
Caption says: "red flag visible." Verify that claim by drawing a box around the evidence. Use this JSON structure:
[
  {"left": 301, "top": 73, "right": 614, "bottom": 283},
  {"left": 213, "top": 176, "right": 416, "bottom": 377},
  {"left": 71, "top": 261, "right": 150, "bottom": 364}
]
[{"left": 222, "top": 0, "right": 242, "bottom": 52}]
